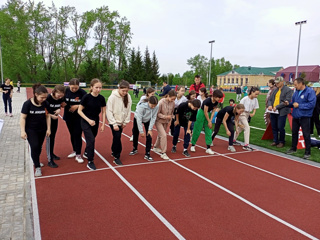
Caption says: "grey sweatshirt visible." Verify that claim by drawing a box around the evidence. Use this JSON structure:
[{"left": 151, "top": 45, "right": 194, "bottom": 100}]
[{"left": 134, "top": 102, "right": 159, "bottom": 133}]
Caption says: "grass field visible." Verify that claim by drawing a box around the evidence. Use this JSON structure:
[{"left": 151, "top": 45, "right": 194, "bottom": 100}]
[{"left": 100, "top": 89, "right": 320, "bottom": 163}]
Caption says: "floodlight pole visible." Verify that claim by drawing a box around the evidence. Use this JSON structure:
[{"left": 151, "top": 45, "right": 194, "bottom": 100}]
[
  {"left": 0, "top": 35, "right": 3, "bottom": 84},
  {"left": 208, "top": 40, "right": 215, "bottom": 88},
  {"left": 295, "top": 20, "right": 307, "bottom": 79}
]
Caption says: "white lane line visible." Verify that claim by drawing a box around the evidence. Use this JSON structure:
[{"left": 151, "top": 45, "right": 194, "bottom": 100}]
[
  {"left": 36, "top": 167, "right": 111, "bottom": 179},
  {"left": 28, "top": 144, "right": 42, "bottom": 240},
  {"left": 169, "top": 160, "right": 319, "bottom": 240},
  {"left": 93, "top": 149, "right": 185, "bottom": 240}
]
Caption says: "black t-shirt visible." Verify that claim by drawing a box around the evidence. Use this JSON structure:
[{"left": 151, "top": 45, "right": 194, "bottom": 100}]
[
  {"left": 177, "top": 102, "right": 198, "bottom": 127},
  {"left": 1, "top": 84, "right": 13, "bottom": 96},
  {"left": 21, "top": 99, "right": 48, "bottom": 131},
  {"left": 63, "top": 87, "right": 87, "bottom": 120},
  {"left": 46, "top": 94, "right": 64, "bottom": 115},
  {"left": 80, "top": 93, "right": 106, "bottom": 120},
  {"left": 216, "top": 106, "right": 235, "bottom": 121},
  {"left": 201, "top": 97, "right": 218, "bottom": 112}
]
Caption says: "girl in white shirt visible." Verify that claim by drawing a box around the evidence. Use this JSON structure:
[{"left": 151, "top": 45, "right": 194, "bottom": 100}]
[
  {"left": 196, "top": 87, "right": 208, "bottom": 106},
  {"left": 233, "top": 87, "right": 260, "bottom": 151},
  {"left": 169, "top": 86, "right": 187, "bottom": 135}
]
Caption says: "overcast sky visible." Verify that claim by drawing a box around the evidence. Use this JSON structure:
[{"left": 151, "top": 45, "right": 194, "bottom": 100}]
[{"left": 34, "top": 0, "right": 320, "bottom": 75}]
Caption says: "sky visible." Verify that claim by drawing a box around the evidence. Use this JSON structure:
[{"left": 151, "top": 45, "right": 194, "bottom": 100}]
[{"left": 33, "top": 0, "right": 320, "bottom": 75}]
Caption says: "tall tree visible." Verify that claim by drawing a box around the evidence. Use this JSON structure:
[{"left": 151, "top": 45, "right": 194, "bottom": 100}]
[
  {"left": 143, "top": 46, "right": 152, "bottom": 83},
  {"left": 151, "top": 51, "right": 160, "bottom": 84}
]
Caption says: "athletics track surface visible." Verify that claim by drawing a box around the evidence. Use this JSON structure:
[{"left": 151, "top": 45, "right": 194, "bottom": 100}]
[{"left": 27, "top": 89, "right": 320, "bottom": 240}]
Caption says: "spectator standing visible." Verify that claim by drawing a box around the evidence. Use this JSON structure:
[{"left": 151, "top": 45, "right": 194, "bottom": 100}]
[
  {"left": 285, "top": 77, "right": 316, "bottom": 159},
  {"left": 267, "top": 77, "right": 293, "bottom": 148},
  {"left": 17, "top": 80, "right": 21, "bottom": 93},
  {"left": 264, "top": 79, "right": 276, "bottom": 125},
  {"left": 236, "top": 86, "right": 242, "bottom": 102},
  {"left": 310, "top": 82, "right": 320, "bottom": 138},
  {"left": 158, "top": 81, "right": 171, "bottom": 97},
  {"left": 189, "top": 75, "right": 205, "bottom": 96},
  {"left": 1, "top": 78, "right": 14, "bottom": 117}
]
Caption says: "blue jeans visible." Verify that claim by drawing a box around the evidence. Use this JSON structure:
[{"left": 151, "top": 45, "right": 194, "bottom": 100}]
[
  {"left": 172, "top": 125, "right": 191, "bottom": 149},
  {"left": 270, "top": 113, "right": 287, "bottom": 144}
]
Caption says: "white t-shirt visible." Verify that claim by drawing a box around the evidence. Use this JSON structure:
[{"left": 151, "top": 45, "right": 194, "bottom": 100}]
[
  {"left": 197, "top": 95, "right": 206, "bottom": 106},
  {"left": 240, "top": 96, "right": 259, "bottom": 112},
  {"left": 174, "top": 95, "right": 187, "bottom": 108},
  {"left": 137, "top": 95, "right": 147, "bottom": 105}
]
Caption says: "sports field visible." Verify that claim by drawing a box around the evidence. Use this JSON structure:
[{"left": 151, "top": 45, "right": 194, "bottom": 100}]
[{"left": 100, "top": 89, "right": 320, "bottom": 163}]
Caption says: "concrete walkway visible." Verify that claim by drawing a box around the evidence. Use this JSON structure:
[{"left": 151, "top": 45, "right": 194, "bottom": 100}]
[{"left": 0, "top": 87, "right": 34, "bottom": 240}]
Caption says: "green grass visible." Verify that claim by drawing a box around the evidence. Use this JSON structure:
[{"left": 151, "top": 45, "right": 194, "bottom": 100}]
[{"left": 100, "top": 89, "right": 320, "bottom": 163}]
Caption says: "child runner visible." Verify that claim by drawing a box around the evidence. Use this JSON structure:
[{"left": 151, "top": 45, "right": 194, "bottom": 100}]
[
  {"left": 233, "top": 87, "right": 260, "bottom": 151},
  {"left": 129, "top": 96, "right": 159, "bottom": 161},
  {"left": 190, "top": 89, "right": 223, "bottom": 154},
  {"left": 169, "top": 86, "right": 187, "bottom": 135},
  {"left": 153, "top": 90, "right": 177, "bottom": 160},
  {"left": 186, "top": 90, "right": 197, "bottom": 101},
  {"left": 20, "top": 84, "right": 50, "bottom": 177},
  {"left": 1, "top": 78, "right": 14, "bottom": 117},
  {"left": 106, "top": 80, "right": 132, "bottom": 165},
  {"left": 78, "top": 79, "right": 106, "bottom": 170},
  {"left": 171, "top": 99, "right": 201, "bottom": 156},
  {"left": 211, "top": 104, "right": 245, "bottom": 152},
  {"left": 217, "top": 88, "right": 225, "bottom": 109},
  {"left": 63, "top": 78, "right": 87, "bottom": 163},
  {"left": 197, "top": 87, "right": 208, "bottom": 106},
  {"left": 130, "top": 87, "right": 156, "bottom": 141},
  {"left": 45, "top": 85, "right": 65, "bottom": 168}
]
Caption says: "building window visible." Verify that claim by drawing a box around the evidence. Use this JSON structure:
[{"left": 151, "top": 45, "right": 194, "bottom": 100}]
[
  {"left": 236, "top": 78, "right": 238, "bottom": 83},
  {"left": 228, "top": 78, "right": 230, "bottom": 83},
  {"left": 224, "top": 78, "right": 226, "bottom": 84},
  {"left": 246, "top": 78, "right": 249, "bottom": 84},
  {"left": 232, "top": 78, "right": 234, "bottom": 83}
]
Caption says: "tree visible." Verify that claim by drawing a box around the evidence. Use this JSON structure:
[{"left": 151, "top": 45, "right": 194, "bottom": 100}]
[
  {"left": 143, "top": 46, "right": 152, "bottom": 83},
  {"left": 151, "top": 51, "right": 160, "bottom": 85},
  {"left": 187, "top": 54, "right": 209, "bottom": 85}
]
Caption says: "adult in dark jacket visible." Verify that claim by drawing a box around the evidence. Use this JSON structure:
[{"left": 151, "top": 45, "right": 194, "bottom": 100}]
[
  {"left": 285, "top": 77, "right": 316, "bottom": 159},
  {"left": 310, "top": 82, "right": 320, "bottom": 137},
  {"left": 189, "top": 75, "right": 205, "bottom": 96},
  {"left": 267, "top": 77, "right": 293, "bottom": 148},
  {"left": 158, "top": 81, "right": 171, "bottom": 97}
]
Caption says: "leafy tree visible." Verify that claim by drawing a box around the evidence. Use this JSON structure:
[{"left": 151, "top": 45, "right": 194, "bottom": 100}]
[
  {"left": 143, "top": 46, "right": 152, "bottom": 83},
  {"left": 151, "top": 51, "right": 160, "bottom": 85}
]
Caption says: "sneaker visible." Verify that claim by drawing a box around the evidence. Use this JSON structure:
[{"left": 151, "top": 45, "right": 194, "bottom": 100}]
[
  {"left": 48, "top": 161, "right": 58, "bottom": 168},
  {"left": 243, "top": 145, "right": 254, "bottom": 151},
  {"left": 83, "top": 153, "right": 88, "bottom": 159},
  {"left": 303, "top": 154, "right": 310, "bottom": 160},
  {"left": 171, "top": 146, "right": 176, "bottom": 153},
  {"left": 129, "top": 149, "right": 138, "bottom": 155},
  {"left": 113, "top": 158, "right": 123, "bottom": 166},
  {"left": 40, "top": 163, "right": 44, "bottom": 167},
  {"left": 87, "top": 161, "right": 96, "bottom": 170},
  {"left": 190, "top": 146, "right": 196, "bottom": 152},
  {"left": 67, "top": 151, "right": 76, "bottom": 158},
  {"left": 34, "top": 167, "right": 42, "bottom": 177},
  {"left": 177, "top": 139, "right": 181, "bottom": 143},
  {"left": 210, "top": 142, "right": 214, "bottom": 147},
  {"left": 228, "top": 146, "right": 236, "bottom": 152},
  {"left": 161, "top": 153, "right": 169, "bottom": 160},
  {"left": 52, "top": 154, "right": 60, "bottom": 160},
  {"left": 286, "top": 148, "right": 297, "bottom": 155},
  {"left": 276, "top": 143, "right": 284, "bottom": 148},
  {"left": 205, "top": 148, "right": 215, "bottom": 155},
  {"left": 75, "top": 155, "right": 84, "bottom": 163},
  {"left": 129, "top": 135, "right": 133, "bottom": 142},
  {"left": 233, "top": 141, "right": 241, "bottom": 146},
  {"left": 144, "top": 155, "right": 153, "bottom": 161},
  {"left": 111, "top": 153, "right": 115, "bottom": 158},
  {"left": 270, "top": 142, "right": 278, "bottom": 146},
  {"left": 5, "top": 113, "right": 8, "bottom": 116},
  {"left": 9, "top": 114, "right": 13, "bottom": 117},
  {"left": 153, "top": 147, "right": 162, "bottom": 153},
  {"left": 182, "top": 150, "right": 190, "bottom": 157}
]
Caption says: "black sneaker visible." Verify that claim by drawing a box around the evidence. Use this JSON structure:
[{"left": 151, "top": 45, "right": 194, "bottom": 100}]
[
  {"left": 87, "top": 161, "right": 96, "bottom": 170},
  {"left": 52, "top": 154, "right": 60, "bottom": 160},
  {"left": 243, "top": 145, "right": 254, "bottom": 151},
  {"left": 48, "top": 160, "right": 58, "bottom": 168},
  {"left": 113, "top": 158, "right": 123, "bottom": 166},
  {"left": 144, "top": 155, "right": 153, "bottom": 161},
  {"left": 303, "top": 154, "right": 311, "bottom": 159},
  {"left": 182, "top": 150, "right": 190, "bottom": 157},
  {"left": 129, "top": 149, "right": 138, "bottom": 155},
  {"left": 233, "top": 141, "right": 241, "bottom": 146},
  {"left": 83, "top": 153, "right": 88, "bottom": 159},
  {"left": 171, "top": 146, "right": 177, "bottom": 153},
  {"left": 286, "top": 148, "right": 297, "bottom": 154},
  {"left": 111, "top": 153, "right": 115, "bottom": 158}
]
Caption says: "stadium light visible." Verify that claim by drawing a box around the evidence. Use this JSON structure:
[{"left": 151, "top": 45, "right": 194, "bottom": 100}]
[
  {"left": 295, "top": 20, "right": 307, "bottom": 79},
  {"left": 208, "top": 40, "right": 215, "bottom": 87}
]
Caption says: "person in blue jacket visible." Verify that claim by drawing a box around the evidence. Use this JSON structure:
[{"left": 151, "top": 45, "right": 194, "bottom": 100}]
[
  {"left": 284, "top": 77, "right": 316, "bottom": 159},
  {"left": 158, "top": 81, "right": 171, "bottom": 97}
]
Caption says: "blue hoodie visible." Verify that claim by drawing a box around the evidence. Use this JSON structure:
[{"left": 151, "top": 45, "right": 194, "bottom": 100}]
[{"left": 288, "top": 86, "right": 316, "bottom": 118}]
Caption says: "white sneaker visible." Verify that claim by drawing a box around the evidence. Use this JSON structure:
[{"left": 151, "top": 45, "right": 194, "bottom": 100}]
[
  {"left": 161, "top": 153, "right": 169, "bottom": 160},
  {"left": 190, "top": 146, "right": 196, "bottom": 152},
  {"left": 40, "top": 163, "right": 44, "bottom": 167},
  {"left": 153, "top": 147, "right": 162, "bottom": 153},
  {"left": 35, "top": 167, "right": 42, "bottom": 177},
  {"left": 75, "top": 155, "right": 84, "bottom": 163},
  {"left": 210, "top": 142, "right": 214, "bottom": 147},
  {"left": 228, "top": 146, "right": 236, "bottom": 152},
  {"left": 205, "top": 148, "right": 215, "bottom": 155},
  {"left": 129, "top": 135, "right": 133, "bottom": 142},
  {"left": 68, "top": 151, "right": 76, "bottom": 158}
]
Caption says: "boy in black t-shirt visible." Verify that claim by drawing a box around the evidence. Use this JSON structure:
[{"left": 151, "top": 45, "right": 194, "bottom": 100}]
[
  {"left": 171, "top": 99, "right": 201, "bottom": 156},
  {"left": 1, "top": 78, "right": 14, "bottom": 116}
]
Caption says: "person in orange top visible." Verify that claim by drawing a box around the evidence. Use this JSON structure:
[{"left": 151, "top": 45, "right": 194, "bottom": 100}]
[
  {"left": 189, "top": 75, "right": 205, "bottom": 96},
  {"left": 217, "top": 88, "right": 225, "bottom": 108}
]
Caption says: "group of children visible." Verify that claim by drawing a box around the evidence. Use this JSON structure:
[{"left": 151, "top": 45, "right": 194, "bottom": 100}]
[{"left": 20, "top": 80, "right": 260, "bottom": 177}]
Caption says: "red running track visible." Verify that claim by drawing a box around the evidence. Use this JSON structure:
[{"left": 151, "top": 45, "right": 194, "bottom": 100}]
[{"left": 27, "top": 89, "right": 320, "bottom": 239}]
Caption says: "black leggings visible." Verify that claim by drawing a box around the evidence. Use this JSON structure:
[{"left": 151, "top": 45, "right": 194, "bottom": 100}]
[
  {"left": 81, "top": 118, "right": 99, "bottom": 161},
  {"left": 211, "top": 118, "right": 235, "bottom": 146},
  {"left": 110, "top": 125, "right": 123, "bottom": 159},
  {"left": 46, "top": 118, "right": 58, "bottom": 161},
  {"left": 2, "top": 94, "right": 12, "bottom": 113},
  {"left": 27, "top": 129, "right": 46, "bottom": 168},
  {"left": 132, "top": 118, "right": 152, "bottom": 154},
  {"left": 66, "top": 116, "right": 83, "bottom": 154},
  {"left": 310, "top": 109, "right": 320, "bottom": 136}
]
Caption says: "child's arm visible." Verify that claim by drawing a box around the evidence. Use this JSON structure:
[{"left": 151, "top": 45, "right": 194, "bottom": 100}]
[
  {"left": 250, "top": 109, "right": 256, "bottom": 118},
  {"left": 187, "top": 121, "right": 192, "bottom": 135},
  {"left": 204, "top": 105, "right": 212, "bottom": 129},
  {"left": 222, "top": 113, "right": 231, "bottom": 136},
  {"left": 101, "top": 106, "right": 106, "bottom": 132}
]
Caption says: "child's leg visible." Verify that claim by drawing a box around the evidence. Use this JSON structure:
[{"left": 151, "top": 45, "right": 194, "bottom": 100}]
[
  {"left": 203, "top": 112, "right": 212, "bottom": 146},
  {"left": 110, "top": 125, "right": 123, "bottom": 159},
  {"left": 242, "top": 115, "right": 250, "bottom": 145},
  {"left": 172, "top": 124, "right": 181, "bottom": 146},
  {"left": 227, "top": 120, "right": 235, "bottom": 146},
  {"left": 183, "top": 126, "right": 191, "bottom": 149},
  {"left": 191, "top": 109, "right": 205, "bottom": 145},
  {"left": 143, "top": 121, "right": 152, "bottom": 154},
  {"left": 211, "top": 118, "right": 222, "bottom": 141},
  {"left": 132, "top": 118, "right": 140, "bottom": 150}
]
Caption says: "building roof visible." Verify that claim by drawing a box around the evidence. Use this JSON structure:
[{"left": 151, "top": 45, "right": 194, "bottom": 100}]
[
  {"left": 275, "top": 65, "right": 320, "bottom": 82},
  {"left": 217, "top": 66, "right": 283, "bottom": 76}
]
